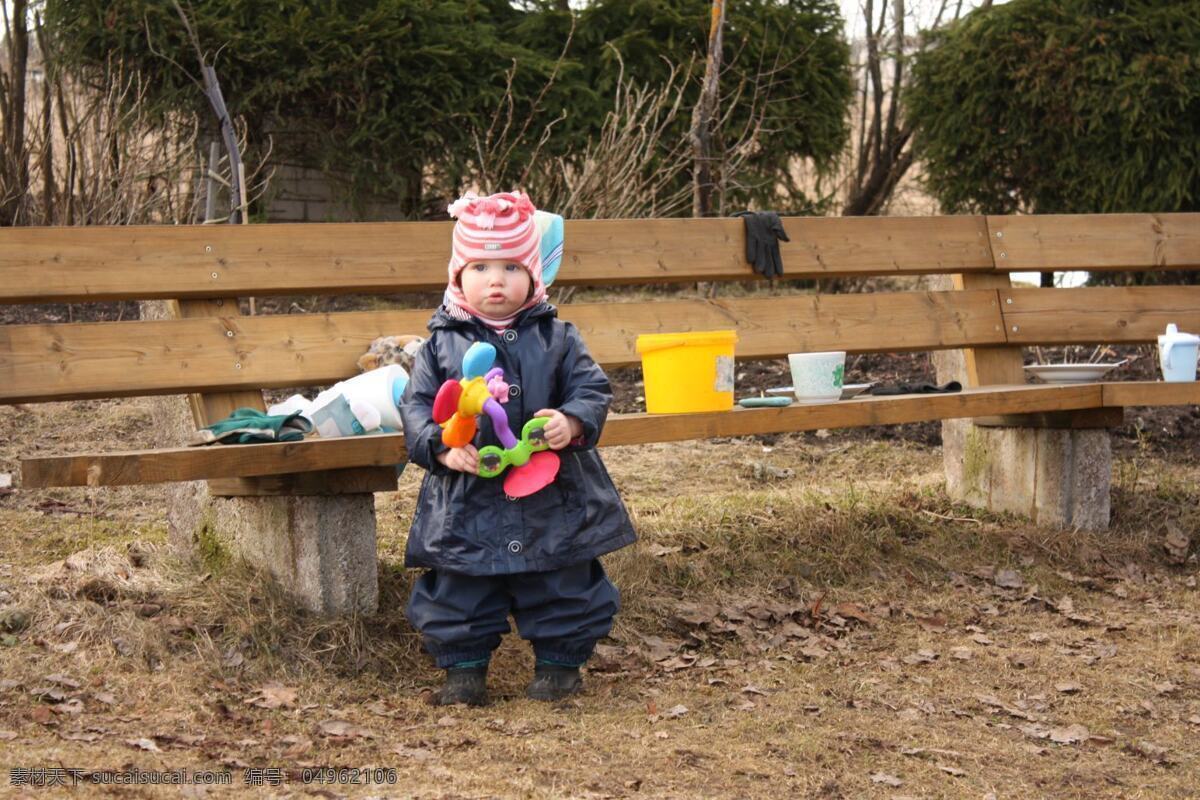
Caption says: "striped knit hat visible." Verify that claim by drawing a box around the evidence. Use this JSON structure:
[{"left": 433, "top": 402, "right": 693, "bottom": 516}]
[{"left": 443, "top": 191, "right": 546, "bottom": 330}]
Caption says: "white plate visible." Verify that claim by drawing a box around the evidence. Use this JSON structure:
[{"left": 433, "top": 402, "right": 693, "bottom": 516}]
[
  {"left": 1023, "top": 361, "right": 1127, "bottom": 384},
  {"left": 840, "top": 382, "right": 876, "bottom": 399},
  {"left": 767, "top": 383, "right": 876, "bottom": 400}
]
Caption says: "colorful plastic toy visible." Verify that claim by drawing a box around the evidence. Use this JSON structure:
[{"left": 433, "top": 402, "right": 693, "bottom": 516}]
[{"left": 432, "top": 342, "right": 560, "bottom": 496}]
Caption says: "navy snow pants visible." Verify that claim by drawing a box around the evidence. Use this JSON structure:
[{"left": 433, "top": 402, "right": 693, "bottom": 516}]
[{"left": 406, "top": 559, "right": 620, "bottom": 668}]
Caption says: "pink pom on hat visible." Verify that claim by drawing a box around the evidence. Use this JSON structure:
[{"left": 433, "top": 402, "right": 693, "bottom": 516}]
[{"left": 443, "top": 191, "right": 546, "bottom": 330}]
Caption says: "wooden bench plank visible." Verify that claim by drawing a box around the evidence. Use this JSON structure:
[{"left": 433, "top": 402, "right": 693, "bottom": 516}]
[
  {"left": 21, "top": 384, "right": 1104, "bottom": 488},
  {"left": 1001, "top": 286, "right": 1200, "bottom": 344},
  {"left": 597, "top": 384, "right": 1104, "bottom": 446},
  {"left": 1, "top": 291, "right": 1007, "bottom": 403},
  {"left": 21, "top": 433, "right": 412, "bottom": 488},
  {"left": 987, "top": 213, "right": 1200, "bottom": 272},
  {"left": 1101, "top": 381, "right": 1200, "bottom": 407},
  {"left": 0, "top": 216, "right": 997, "bottom": 303}
]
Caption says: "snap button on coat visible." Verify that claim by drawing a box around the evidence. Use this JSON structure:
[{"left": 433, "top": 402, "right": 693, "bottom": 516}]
[
  {"left": 507, "top": 540, "right": 523, "bottom": 554},
  {"left": 503, "top": 330, "right": 518, "bottom": 343}
]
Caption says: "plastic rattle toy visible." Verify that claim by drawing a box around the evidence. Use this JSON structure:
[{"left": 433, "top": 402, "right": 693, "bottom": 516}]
[{"left": 432, "top": 342, "right": 560, "bottom": 497}]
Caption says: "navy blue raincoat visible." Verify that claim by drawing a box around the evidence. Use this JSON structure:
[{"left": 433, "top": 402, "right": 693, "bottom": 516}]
[{"left": 399, "top": 303, "right": 637, "bottom": 575}]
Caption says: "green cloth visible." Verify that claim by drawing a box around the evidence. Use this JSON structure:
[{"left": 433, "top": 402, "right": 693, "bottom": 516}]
[{"left": 188, "top": 407, "right": 313, "bottom": 446}]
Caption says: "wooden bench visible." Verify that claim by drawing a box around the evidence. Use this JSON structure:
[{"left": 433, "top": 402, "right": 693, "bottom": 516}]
[{"left": 3, "top": 213, "right": 1198, "bottom": 614}]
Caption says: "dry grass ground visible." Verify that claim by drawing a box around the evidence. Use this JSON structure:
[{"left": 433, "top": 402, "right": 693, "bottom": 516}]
[{"left": 1, "top": 398, "right": 1198, "bottom": 799}]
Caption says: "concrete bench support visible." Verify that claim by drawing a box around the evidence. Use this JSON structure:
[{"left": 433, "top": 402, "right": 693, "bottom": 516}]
[
  {"left": 939, "top": 417, "right": 1111, "bottom": 530},
  {"left": 142, "top": 300, "right": 379, "bottom": 616},
  {"left": 157, "top": 430, "right": 381, "bottom": 616},
  {"left": 933, "top": 347, "right": 1112, "bottom": 531}
]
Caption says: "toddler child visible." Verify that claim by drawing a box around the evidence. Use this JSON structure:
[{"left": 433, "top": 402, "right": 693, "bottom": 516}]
[{"left": 399, "top": 191, "right": 636, "bottom": 705}]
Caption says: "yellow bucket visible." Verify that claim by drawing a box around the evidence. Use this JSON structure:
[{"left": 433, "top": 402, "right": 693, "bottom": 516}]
[{"left": 635, "top": 330, "right": 738, "bottom": 414}]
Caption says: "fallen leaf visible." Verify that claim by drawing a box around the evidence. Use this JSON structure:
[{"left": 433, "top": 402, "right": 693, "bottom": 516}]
[
  {"left": 638, "top": 634, "right": 681, "bottom": 662},
  {"left": 902, "top": 746, "right": 964, "bottom": 758},
  {"left": 654, "top": 731, "right": 670, "bottom": 739},
  {"left": 1163, "top": 522, "right": 1191, "bottom": 565},
  {"left": 126, "top": 738, "right": 162, "bottom": 752},
  {"left": 971, "top": 633, "right": 994, "bottom": 646},
  {"left": 1049, "top": 724, "right": 1090, "bottom": 744},
  {"left": 663, "top": 704, "right": 689, "bottom": 719},
  {"left": 831, "top": 602, "right": 878, "bottom": 626},
  {"left": 741, "top": 685, "right": 768, "bottom": 696},
  {"left": 244, "top": 683, "right": 298, "bottom": 710},
  {"left": 869, "top": 772, "right": 903, "bottom": 787},
  {"left": 59, "top": 730, "right": 99, "bottom": 742},
  {"left": 994, "top": 569, "right": 1024, "bottom": 589},
  {"left": 799, "top": 642, "right": 828, "bottom": 660},
  {"left": 1153, "top": 682, "right": 1178, "bottom": 696},
  {"left": 0, "top": 730, "right": 17, "bottom": 740},
  {"left": 1125, "top": 740, "right": 1174, "bottom": 765},
  {"left": 392, "top": 744, "right": 436, "bottom": 761},
  {"left": 46, "top": 673, "right": 83, "bottom": 688},
  {"left": 902, "top": 650, "right": 938, "bottom": 665},
  {"left": 317, "top": 719, "right": 374, "bottom": 739},
  {"left": 659, "top": 655, "right": 697, "bottom": 672},
  {"left": 30, "top": 686, "right": 68, "bottom": 703},
  {"left": 949, "top": 647, "right": 973, "bottom": 661},
  {"left": 937, "top": 764, "right": 966, "bottom": 777},
  {"left": 436, "top": 715, "right": 458, "bottom": 727},
  {"left": 913, "top": 614, "right": 949, "bottom": 633},
  {"left": 132, "top": 603, "right": 162, "bottom": 618},
  {"left": 53, "top": 699, "right": 84, "bottom": 716},
  {"left": 1007, "top": 653, "right": 1036, "bottom": 669},
  {"left": 364, "top": 700, "right": 391, "bottom": 716},
  {"left": 1055, "top": 682, "right": 1083, "bottom": 694},
  {"left": 1028, "top": 632, "right": 1050, "bottom": 643}
]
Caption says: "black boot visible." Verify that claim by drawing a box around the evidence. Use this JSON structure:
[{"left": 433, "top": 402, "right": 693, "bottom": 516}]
[
  {"left": 526, "top": 663, "right": 583, "bottom": 702},
  {"left": 434, "top": 666, "right": 488, "bottom": 707}
]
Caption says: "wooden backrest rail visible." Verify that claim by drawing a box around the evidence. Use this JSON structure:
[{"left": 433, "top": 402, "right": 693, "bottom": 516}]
[
  {"left": 5, "top": 285, "right": 1200, "bottom": 404},
  {"left": 2, "top": 214, "right": 1197, "bottom": 304}
]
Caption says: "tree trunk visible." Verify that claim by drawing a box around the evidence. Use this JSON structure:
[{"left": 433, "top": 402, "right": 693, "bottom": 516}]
[
  {"left": 1, "top": 0, "right": 31, "bottom": 226},
  {"left": 690, "top": 0, "right": 725, "bottom": 218},
  {"left": 842, "top": 0, "right": 916, "bottom": 217}
]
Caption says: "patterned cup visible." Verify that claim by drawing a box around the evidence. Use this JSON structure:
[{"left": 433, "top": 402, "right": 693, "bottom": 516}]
[{"left": 788, "top": 351, "right": 846, "bottom": 404}]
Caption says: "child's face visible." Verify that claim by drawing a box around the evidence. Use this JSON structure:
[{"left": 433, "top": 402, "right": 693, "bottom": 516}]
[{"left": 460, "top": 259, "right": 533, "bottom": 318}]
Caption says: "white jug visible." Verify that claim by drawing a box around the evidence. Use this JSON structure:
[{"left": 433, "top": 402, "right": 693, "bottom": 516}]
[{"left": 1157, "top": 324, "right": 1200, "bottom": 382}]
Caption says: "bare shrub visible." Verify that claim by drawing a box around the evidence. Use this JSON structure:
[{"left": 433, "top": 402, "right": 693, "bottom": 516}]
[{"left": 1, "top": 12, "right": 271, "bottom": 227}]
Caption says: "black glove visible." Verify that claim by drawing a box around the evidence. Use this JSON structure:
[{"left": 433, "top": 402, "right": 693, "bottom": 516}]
[
  {"left": 868, "top": 381, "right": 962, "bottom": 396},
  {"left": 734, "top": 210, "right": 790, "bottom": 279}
]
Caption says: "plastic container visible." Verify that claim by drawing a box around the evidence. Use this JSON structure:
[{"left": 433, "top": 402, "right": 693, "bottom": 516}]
[
  {"left": 635, "top": 330, "right": 738, "bottom": 414},
  {"left": 788, "top": 351, "right": 846, "bottom": 404},
  {"left": 1158, "top": 323, "right": 1200, "bottom": 382}
]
